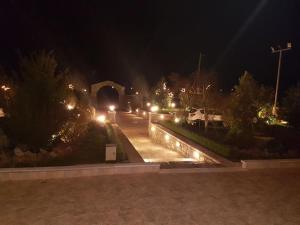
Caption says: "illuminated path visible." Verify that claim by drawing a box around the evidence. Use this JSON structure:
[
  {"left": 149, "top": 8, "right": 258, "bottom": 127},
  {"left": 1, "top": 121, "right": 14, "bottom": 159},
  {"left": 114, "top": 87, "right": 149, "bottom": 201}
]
[{"left": 117, "top": 112, "right": 193, "bottom": 162}]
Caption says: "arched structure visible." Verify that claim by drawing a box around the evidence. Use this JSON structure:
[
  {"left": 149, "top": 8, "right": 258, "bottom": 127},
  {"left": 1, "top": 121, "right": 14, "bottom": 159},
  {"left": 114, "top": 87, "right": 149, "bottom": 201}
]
[{"left": 90, "top": 81, "right": 125, "bottom": 109}]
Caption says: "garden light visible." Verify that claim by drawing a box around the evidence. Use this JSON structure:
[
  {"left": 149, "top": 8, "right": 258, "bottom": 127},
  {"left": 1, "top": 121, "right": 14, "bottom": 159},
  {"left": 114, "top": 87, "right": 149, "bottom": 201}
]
[
  {"left": 68, "top": 84, "right": 74, "bottom": 90},
  {"left": 164, "top": 134, "right": 170, "bottom": 142},
  {"left": 66, "top": 104, "right": 75, "bottom": 110},
  {"left": 108, "top": 105, "right": 116, "bottom": 111},
  {"left": 193, "top": 151, "right": 200, "bottom": 160},
  {"left": 96, "top": 115, "right": 106, "bottom": 123},
  {"left": 150, "top": 105, "right": 159, "bottom": 112},
  {"left": 171, "top": 102, "right": 176, "bottom": 108},
  {"left": 1, "top": 85, "right": 10, "bottom": 91},
  {"left": 174, "top": 117, "right": 180, "bottom": 123}
]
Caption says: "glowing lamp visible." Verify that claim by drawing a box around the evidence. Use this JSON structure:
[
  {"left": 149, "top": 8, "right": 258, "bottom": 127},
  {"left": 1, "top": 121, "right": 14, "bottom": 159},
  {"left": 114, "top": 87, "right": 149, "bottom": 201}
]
[
  {"left": 150, "top": 105, "right": 159, "bottom": 112},
  {"left": 160, "top": 115, "right": 164, "bottom": 120},
  {"left": 164, "top": 134, "right": 170, "bottom": 142},
  {"left": 96, "top": 115, "right": 106, "bottom": 123},
  {"left": 151, "top": 126, "right": 156, "bottom": 132},
  {"left": 171, "top": 102, "right": 176, "bottom": 108},
  {"left": 146, "top": 102, "right": 151, "bottom": 107},
  {"left": 109, "top": 105, "right": 116, "bottom": 111},
  {"left": 174, "top": 117, "right": 180, "bottom": 123},
  {"left": 66, "top": 104, "right": 75, "bottom": 110}
]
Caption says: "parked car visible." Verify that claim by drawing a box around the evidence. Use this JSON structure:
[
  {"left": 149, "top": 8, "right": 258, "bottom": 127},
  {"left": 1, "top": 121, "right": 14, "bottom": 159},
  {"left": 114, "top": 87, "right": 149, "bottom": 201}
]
[{"left": 187, "top": 108, "right": 223, "bottom": 124}]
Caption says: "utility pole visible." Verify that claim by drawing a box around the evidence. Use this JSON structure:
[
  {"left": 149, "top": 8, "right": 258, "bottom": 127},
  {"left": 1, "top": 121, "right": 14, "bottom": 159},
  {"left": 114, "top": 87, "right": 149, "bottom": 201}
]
[
  {"left": 271, "top": 42, "right": 292, "bottom": 116},
  {"left": 192, "top": 52, "right": 203, "bottom": 94}
]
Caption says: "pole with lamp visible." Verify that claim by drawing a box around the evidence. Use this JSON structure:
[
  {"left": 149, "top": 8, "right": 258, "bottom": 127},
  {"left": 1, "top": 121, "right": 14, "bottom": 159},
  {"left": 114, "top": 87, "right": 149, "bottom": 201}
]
[{"left": 270, "top": 42, "right": 292, "bottom": 116}]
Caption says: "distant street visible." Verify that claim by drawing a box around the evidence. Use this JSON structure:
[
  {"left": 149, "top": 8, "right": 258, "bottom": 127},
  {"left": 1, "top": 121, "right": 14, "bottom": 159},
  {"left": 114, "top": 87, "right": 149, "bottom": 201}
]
[{"left": 117, "top": 112, "right": 192, "bottom": 162}]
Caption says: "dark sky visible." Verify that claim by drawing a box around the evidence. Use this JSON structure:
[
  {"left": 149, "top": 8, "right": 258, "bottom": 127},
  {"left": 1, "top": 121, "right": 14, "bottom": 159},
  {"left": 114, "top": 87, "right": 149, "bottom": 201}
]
[{"left": 0, "top": 0, "right": 299, "bottom": 90}]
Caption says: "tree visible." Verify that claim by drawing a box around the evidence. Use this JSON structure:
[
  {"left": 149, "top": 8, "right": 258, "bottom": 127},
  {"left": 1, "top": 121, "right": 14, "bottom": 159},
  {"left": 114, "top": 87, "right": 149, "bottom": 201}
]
[
  {"left": 281, "top": 83, "right": 300, "bottom": 128},
  {"left": 6, "top": 51, "right": 70, "bottom": 151},
  {"left": 151, "top": 77, "right": 170, "bottom": 108},
  {"left": 224, "top": 71, "right": 269, "bottom": 136}
]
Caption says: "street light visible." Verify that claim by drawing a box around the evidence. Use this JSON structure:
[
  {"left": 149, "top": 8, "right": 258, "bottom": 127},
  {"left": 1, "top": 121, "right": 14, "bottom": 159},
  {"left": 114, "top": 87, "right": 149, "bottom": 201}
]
[
  {"left": 271, "top": 42, "right": 292, "bottom": 116},
  {"left": 149, "top": 105, "right": 159, "bottom": 125}
]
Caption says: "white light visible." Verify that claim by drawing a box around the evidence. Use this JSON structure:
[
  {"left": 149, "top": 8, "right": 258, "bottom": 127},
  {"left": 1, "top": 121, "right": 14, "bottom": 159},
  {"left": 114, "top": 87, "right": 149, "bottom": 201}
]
[
  {"left": 143, "top": 111, "right": 146, "bottom": 116},
  {"left": 150, "top": 105, "right": 159, "bottom": 112},
  {"left": 135, "top": 91, "right": 139, "bottom": 95},
  {"left": 151, "top": 126, "right": 156, "bottom": 132},
  {"left": 146, "top": 102, "right": 151, "bottom": 107},
  {"left": 1, "top": 85, "right": 10, "bottom": 91},
  {"left": 163, "top": 82, "right": 167, "bottom": 90},
  {"left": 176, "top": 141, "right": 180, "bottom": 148},
  {"left": 280, "top": 120, "right": 288, "bottom": 125},
  {"left": 174, "top": 117, "right": 180, "bottom": 123},
  {"left": 77, "top": 113, "right": 80, "bottom": 117},
  {"left": 193, "top": 151, "right": 200, "bottom": 160},
  {"left": 171, "top": 102, "right": 176, "bottom": 108},
  {"left": 96, "top": 115, "right": 106, "bottom": 123},
  {"left": 129, "top": 110, "right": 132, "bottom": 113},
  {"left": 160, "top": 114, "right": 164, "bottom": 119},
  {"left": 164, "top": 134, "right": 170, "bottom": 142},
  {"left": 66, "top": 104, "right": 75, "bottom": 110},
  {"left": 68, "top": 84, "right": 74, "bottom": 89},
  {"left": 108, "top": 105, "right": 115, "bottom": 111},
  {"left": 82, "top": 89, "right": 87, "bottom": 92},
  {"left": 136, "top": 108, "right": 139, "bottom": 113}
]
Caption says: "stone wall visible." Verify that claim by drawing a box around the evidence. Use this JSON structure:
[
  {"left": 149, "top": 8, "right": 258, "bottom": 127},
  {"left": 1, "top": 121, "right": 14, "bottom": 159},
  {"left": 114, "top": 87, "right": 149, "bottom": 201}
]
[{"left": 149, "top": 122, "right": 220, "bottom": 164}]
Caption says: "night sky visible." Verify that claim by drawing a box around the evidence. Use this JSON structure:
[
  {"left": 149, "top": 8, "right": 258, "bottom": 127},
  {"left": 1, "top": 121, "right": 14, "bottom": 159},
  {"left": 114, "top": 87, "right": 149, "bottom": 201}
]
[{"left": 0, "top": 0, "right": 299, "bottom": 91}]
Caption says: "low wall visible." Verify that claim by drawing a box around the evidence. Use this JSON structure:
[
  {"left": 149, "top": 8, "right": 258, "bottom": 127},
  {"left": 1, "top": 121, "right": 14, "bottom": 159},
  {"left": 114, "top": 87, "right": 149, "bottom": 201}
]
[
  {"left": 0, "top": 163, "right": 160, "bottom": 181},
  {"left": 241, "top": 159, "right": 300, "bottom": 169},
  {"left": 134, "top": 110, "right": 174, "bottom": 122},
  {"left": 149, "top": 122, "right": 233, "bottom": 166}
]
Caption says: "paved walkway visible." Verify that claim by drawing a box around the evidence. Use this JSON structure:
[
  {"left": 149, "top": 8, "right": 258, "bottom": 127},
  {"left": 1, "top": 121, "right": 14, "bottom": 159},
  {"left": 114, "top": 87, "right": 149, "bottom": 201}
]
[
  {"left": 117, "top": 112, "right": 192, "bottom": 162},
  {"left": 1, "top": 169, "right": 300, "bottom": 225}
]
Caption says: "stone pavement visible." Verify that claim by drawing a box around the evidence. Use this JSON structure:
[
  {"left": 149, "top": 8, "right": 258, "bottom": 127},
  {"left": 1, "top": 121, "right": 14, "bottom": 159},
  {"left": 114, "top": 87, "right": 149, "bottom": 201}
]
[
  {"left": 117, "top": 112, "right": 195, "bottom": 162},
  {"left": 1, "top": 168, "right": 300, "bottom": 225}
]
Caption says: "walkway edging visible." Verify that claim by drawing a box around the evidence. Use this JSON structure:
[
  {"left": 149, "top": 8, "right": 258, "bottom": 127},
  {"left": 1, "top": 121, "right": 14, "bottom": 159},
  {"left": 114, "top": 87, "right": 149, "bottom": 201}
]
[{"left": 0, "top": 163, "right": 160, "bottom": 181}]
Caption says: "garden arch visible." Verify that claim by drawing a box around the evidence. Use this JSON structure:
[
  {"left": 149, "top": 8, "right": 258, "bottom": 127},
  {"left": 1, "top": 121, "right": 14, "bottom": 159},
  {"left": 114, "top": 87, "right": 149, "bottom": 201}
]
[{"left": 90, "top": 81, "right": 125, "bottom": 109}]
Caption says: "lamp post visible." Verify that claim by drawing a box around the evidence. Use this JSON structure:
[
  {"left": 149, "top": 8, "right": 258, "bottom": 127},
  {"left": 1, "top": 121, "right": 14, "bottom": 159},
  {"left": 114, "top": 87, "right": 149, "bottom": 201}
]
[
  {"left": 271, "top": 42, "right": 292, "bottom": 116},
  {"left": 203, "top": 84, "right": 212, "bottom": 131},
  {"left": 149, "top": 105, "right": 159, "bottom": 125}
]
